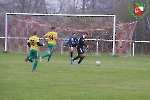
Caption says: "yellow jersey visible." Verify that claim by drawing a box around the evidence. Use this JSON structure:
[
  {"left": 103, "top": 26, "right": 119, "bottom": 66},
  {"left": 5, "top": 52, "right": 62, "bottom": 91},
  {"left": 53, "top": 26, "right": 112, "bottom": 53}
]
[
  {"left": 44, "top": 31, "right": 57, "bottom": 45},
  {"left": 28, "top": 35, "right": 40, "bottom": 51}
]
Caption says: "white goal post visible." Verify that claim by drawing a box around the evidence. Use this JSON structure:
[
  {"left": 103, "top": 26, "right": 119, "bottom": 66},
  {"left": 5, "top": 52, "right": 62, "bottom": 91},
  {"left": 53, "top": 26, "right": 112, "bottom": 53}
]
[{"left": 4, "top": 13, "right": 117, "bottom": 55}]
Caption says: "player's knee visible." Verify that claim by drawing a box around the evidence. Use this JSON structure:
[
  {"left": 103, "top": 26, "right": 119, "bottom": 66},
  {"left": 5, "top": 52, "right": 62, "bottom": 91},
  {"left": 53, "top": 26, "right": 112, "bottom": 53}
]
[
  {"left": 82, "top": 53, "right": 85, "bottom": 57},
  {"left": 48, "top": 51, "right": 51, "bottom": 55},
  {"left": 70, "top": 48, "right": 73, "bottom": 51},
  {"left": 80, "top": 54, "right": 85, "bottom": 57},
  {"left": 35, "top": 58, "right": 38, "bottom": 61}
]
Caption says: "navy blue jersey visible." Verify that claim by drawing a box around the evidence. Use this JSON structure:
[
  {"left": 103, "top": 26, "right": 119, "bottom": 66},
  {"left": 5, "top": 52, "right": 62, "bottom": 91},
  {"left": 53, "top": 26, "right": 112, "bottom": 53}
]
[{"left": 65, "top": 36, "right": 78, "bottom": 47}]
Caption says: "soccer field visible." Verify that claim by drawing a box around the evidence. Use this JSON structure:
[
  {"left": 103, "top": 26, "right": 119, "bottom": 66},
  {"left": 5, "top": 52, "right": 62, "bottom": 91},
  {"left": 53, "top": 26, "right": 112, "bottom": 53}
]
[{"left": 0, "top": 52, "right": 150, "bottom": 100}]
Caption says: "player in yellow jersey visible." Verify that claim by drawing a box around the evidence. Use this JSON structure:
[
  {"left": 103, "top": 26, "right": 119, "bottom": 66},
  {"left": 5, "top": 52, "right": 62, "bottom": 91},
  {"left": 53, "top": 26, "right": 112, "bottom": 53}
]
[
  {"left": 25, "top": 31, "right": 44, "bottom": 72},
  {"left": 40, "top": 27, "right": 58, "bottom": 62}
]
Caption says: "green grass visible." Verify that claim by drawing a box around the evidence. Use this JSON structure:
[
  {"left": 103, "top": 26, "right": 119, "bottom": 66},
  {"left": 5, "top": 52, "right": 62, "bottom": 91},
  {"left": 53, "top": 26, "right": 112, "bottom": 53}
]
[{"left": 0, "top": 52, "right": 150, "bottom": 100}]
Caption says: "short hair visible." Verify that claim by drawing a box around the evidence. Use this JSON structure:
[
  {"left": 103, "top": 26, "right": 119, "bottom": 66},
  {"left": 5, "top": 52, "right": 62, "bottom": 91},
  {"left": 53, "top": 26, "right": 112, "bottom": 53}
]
[
  {"left": 84, "top": 32, "right": 88, "bottom": 35},
  {"left": 51, "top": 27, "right": 56, "bottom": 30},
  {"left": 33, "top": 31, "right": 37, "bottom": 35},
  {"left": 72, "top": 33, "right": 76, "bottom": 35}
]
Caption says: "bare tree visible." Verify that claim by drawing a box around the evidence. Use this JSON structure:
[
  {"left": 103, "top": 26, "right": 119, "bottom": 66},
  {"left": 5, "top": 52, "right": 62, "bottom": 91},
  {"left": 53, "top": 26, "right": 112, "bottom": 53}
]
[{"left": 82, "top": 0, "right": 86, "bottom": 13}]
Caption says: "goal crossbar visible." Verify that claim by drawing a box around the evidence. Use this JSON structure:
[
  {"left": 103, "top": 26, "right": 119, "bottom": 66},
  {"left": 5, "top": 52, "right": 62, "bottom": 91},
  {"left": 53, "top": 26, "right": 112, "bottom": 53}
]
[{"left": 6, "top": 13, "right": 116, "bottom": 17}]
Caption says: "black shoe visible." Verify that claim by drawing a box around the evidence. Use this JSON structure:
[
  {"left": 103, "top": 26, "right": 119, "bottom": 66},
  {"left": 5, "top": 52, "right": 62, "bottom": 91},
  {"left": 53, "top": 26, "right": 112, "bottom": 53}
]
[
  {"left": 32, "top": 70, "right": 35, "bottom": 72},
  {"left": 25, "top": 57, "right": 29, "bottom": 62}
]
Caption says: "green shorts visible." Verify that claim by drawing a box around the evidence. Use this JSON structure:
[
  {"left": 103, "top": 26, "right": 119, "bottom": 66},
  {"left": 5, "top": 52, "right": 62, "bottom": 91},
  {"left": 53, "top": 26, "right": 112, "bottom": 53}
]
[
  {"left": 48, "top": 43, "right": 55, "bottom": 52},
  {"left": 29, "top": 49, "right": 39, "bottom": 59}
]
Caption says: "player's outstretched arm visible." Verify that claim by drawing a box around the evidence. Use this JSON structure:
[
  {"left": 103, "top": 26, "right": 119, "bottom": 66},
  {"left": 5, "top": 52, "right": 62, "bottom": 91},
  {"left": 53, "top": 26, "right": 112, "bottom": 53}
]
[
  {"left": 37, "top": 42, "right": 44, "bottom": 46},
  {"left": 43, "top": 36, "right": 47, "bottom": 43},
  {"left": 65, "top": 38, "right": 71, "bottom": 47}
]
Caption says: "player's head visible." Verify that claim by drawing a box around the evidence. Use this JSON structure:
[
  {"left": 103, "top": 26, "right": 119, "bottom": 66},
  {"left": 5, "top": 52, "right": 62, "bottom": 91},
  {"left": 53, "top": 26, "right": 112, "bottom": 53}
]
[
  {"left": 83, "top": 32, "right": 88, "bottom": 38},
  {"left": 33, "top": 30, "right": 37, "bottom": 36},
  {"left": 72, "top": 33, "right": 76, "bottom": 37},
  {"left": 51, "top": 27, "right": 56, "bottom": 31}
]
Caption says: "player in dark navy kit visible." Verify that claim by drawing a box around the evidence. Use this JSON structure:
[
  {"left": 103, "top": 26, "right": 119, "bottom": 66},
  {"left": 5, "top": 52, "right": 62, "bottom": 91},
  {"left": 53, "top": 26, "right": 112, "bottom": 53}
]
[
  {"left": 64, "top": 33, "right": 78, "bottom": 59},
  {"left": 71, "top": 32, "right": 88, "bottom": 66}
]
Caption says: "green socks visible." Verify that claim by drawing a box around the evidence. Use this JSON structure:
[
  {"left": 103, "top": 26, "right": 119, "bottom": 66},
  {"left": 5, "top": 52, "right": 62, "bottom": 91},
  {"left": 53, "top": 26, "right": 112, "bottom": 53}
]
[
  {"left": 42, "top": 52, "right": 53, "bottom": 61},
  {"left": 42, "top": 53, "right": 49, "bottom": 58},
  {"left": 48, "top": 55, "right": 51, "bottom": 61},
  {"left": 32, "top": 60, "right": 38, "bottom": 70}
]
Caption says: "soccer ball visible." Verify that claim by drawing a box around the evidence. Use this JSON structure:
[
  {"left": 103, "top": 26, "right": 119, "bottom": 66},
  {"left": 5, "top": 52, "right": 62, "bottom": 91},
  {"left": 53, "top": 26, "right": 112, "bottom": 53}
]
[{"left": 96, "top": 61, "right": 100, "bottom": 66}]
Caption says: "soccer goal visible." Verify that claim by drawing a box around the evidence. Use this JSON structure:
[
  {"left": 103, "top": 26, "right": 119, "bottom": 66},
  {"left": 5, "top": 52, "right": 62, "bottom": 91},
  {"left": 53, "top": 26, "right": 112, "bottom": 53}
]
[{"left": 4, "top": 13, "right": 136, "bottom": 56}]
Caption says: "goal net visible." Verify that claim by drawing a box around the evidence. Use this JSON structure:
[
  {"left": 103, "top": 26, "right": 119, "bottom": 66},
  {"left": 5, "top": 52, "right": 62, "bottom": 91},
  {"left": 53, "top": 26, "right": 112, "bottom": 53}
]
[{"left": 5, "top": 13, "right": 136, "bottom": 56}]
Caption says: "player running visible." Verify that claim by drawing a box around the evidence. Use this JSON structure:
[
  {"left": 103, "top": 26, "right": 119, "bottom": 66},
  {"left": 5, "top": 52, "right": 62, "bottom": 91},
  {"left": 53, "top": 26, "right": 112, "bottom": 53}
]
[
  {"left": 71, "top": 32, "right": 88, "bottom": 66},
  {"left": 64, "top": 33, "right": 78, "bottom": 59},
  {"left": 25, "top": 31, "right": 44, "bottom": 72},
  {"left": 40, "top": 27, "right": 58, "bottom": 62}
]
